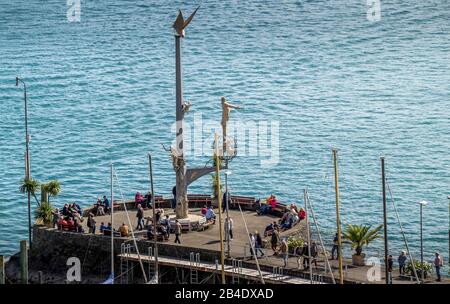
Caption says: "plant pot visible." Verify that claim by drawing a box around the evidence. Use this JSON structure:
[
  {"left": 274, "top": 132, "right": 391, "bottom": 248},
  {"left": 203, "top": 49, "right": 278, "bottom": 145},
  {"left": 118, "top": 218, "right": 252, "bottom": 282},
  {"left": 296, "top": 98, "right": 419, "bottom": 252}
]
[{"left": 352, "top": 253, "right": 366, "bottom": 266}]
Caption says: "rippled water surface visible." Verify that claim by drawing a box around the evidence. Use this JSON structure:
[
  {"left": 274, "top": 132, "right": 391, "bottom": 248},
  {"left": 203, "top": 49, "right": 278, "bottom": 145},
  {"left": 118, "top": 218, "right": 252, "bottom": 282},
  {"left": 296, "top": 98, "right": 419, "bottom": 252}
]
[{"left": 0, "top": 0, "right": 449, "bottom": 262}]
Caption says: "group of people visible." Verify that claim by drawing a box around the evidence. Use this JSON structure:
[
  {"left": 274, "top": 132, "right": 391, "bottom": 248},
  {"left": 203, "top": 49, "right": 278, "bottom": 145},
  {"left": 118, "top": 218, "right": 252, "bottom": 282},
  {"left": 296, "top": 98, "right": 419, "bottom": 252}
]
[
  {"left": 54, "top": 203, "right": 84, "bottom": 232},
  {"left": 257, "top": 194, "right": 279, "bottom": 215},
  {"left": 279, "top": 204, "right": 305, "bottom": 231},
  {"left": 135, "top": 191, "right": 153, "bottom": 209},
  {"left": 94, "top": 196, "right": 110, "bottom": 216}
]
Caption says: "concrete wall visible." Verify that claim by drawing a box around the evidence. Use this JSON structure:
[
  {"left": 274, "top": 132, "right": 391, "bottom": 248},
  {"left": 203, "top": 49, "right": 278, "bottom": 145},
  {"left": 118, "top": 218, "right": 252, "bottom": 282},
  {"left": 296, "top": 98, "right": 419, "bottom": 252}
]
[{"left": 31, "top": 227, "right": 221, "bottom": 276}]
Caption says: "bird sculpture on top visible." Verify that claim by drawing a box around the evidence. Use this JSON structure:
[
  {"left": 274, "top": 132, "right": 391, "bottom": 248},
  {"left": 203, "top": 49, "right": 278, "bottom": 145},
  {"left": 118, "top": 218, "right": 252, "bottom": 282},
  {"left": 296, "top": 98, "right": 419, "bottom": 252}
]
[{"left": 172, "top": 6, "right": 200, "bottom": 38}]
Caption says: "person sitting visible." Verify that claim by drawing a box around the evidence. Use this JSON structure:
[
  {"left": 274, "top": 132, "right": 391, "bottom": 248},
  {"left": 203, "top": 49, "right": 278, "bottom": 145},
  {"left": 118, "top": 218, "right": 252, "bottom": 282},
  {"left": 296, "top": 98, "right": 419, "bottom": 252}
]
[
  {"left": 57, "top": 215, "right": 68, "bottom": 229},
  {"left": 118, "top": 222, "right": 129, "bottom": 237},
  {"left": 135, "top": 191, "right": 144, "bottom": 207},
  {"left": 267, "top": 194, "right": 278, "bottom": 210},
  {"left": 103, "top": 196, "right": 110, "bottom": 214},
  {"left": 95, "top": 198, "right": 105, "bottom": 216},
  {"left": 299, "top": 207, "right": 306, "bottom": 220},
  {"left": 62, "top": 204, "right": 70, "bottom": 217},
  {"left": 205, "top": 206, "right": 216, "bottom": 223},
  {"left": 67, "top": 217, "right": 75, "bottom": 230},
  {"left": 201, "top": 205, "right": 208, "bottom": 216},
  {"left": 264, "top": 222, "right": 274, "bottom": 237},
  {"left": 99, "top": 222, "right": 107, "bottom": 233},
  {"left": 146, "top": 225, "right": 155, "bottom": 240},
  {"left": 257, "top": 199, "right": 271, "bottom": 215},
  {"left": 74, "top": 219, "right": 84, "bottom": 233},
  {"left": 144, "top": 191, "right": 152, "bottom": 209}
]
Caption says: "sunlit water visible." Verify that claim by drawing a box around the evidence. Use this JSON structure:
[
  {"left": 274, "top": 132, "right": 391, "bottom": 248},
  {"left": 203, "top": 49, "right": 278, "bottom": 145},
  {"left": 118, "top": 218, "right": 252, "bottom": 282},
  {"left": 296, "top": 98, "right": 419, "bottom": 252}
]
[{"left": 0, "top": 0, "right": 449, "bottom": 270}]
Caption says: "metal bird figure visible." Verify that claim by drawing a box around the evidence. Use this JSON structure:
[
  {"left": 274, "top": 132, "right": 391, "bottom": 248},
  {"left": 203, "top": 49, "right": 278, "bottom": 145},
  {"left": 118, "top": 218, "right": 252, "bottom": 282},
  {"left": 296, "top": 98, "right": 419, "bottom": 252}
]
[{"left": 172, "top": 6, "right": 200, "bottom": 38}]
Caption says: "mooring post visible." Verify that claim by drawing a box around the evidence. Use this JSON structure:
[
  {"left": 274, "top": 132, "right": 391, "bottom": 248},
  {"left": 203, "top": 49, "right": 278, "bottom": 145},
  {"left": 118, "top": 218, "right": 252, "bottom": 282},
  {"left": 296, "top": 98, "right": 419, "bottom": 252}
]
[
  {"left": 20, "top": 240, "right": 28, "bottom": 284},
  {"left": 38, "top": 271, "right": 43, "bottom": 284},
  {"left": 0, "top": 255, "right": 5, "bottom": 284}
]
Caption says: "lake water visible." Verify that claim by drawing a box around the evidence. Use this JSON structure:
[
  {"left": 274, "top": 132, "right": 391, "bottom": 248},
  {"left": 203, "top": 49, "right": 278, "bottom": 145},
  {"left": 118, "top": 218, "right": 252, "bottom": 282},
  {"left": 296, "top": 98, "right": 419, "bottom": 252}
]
[{"left": 0, "top": 0, "right": 449, "bottom": 268}]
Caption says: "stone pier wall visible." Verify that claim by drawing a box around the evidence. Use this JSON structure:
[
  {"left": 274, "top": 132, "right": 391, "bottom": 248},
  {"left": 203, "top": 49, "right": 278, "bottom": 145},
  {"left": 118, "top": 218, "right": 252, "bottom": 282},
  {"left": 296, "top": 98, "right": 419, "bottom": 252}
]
[{"left": 31, "top": 227, "right": 221, "bottom": 277}]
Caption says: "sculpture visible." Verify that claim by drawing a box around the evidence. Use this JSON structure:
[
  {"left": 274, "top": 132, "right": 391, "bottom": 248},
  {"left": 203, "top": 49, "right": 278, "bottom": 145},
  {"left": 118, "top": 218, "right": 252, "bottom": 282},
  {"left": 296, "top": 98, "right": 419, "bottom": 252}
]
[{"left": 221, "top": 97, "right": 241, "bottom": 155}]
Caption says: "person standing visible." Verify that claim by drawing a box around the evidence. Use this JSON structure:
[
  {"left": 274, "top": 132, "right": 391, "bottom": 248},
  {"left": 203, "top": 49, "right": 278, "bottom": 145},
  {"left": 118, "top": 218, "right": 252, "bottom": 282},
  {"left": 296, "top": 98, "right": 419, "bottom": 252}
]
[
  {"left": 174, "top": 220, "right": 182, "bottom": 244},
  {"left": 331, "top": 233, "right": 339, "bottom": 260},
  {"left": 398, "top": 251, "right": 407, "bottom": 276},
  {"left": 434, "top": 252, "right": 443, "bottom": 282},
  {"left": 254, "top": 231, "right": 265, "bottom": 257},
  {"left": 103, "top": 196, "right": 110, "bottom": 214},
  {"left": 271, "top": 228, "right": 280, "bottom": 255},
  {"left": 225, "top": 217, "right": 233, "bottom": 240},
  {"left": 87, "top": 213, "right": 96, "bottom": 234},
  {"left": 136, "top": 204, "right": 144, "bottom": 230},
  {"left": 280, "top": 239, "right": 288, "bottom": 267},
  {"left": 249, "top": 233, "right": 256, "bottom": 257},
  {"left": 387, "top": 255, "right": 393, "bottom": 284}
]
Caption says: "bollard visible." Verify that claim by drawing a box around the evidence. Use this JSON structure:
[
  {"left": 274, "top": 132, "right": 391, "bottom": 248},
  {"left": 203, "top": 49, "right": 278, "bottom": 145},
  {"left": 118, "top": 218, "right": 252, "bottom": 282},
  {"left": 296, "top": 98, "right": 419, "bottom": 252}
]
[
  {"left": 20, "top": 240, "right": 28, "bottom": 284},
  {"left": 38, "top": 271, "right": 43, "bottom": 284},
  {"left": 0, "top": 255, "right": 5, "bottom": 284}
]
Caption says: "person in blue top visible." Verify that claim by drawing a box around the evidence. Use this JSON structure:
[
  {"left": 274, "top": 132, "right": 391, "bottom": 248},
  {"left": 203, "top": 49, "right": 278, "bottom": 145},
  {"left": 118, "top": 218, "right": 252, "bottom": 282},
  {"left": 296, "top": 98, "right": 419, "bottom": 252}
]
[{"left": 103, "top": 196, "right": 110, "bottom": 214}]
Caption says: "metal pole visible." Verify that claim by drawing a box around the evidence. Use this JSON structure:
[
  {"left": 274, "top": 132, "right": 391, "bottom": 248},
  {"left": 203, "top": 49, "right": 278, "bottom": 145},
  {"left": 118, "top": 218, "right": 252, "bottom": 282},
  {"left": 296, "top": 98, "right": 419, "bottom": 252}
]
[
  {"left": 381, "top": 157, "right": 389, "bottom": 284},
  {"left": 20, "top": 240, "right": 28, "bottom": 284},
  {"left": 332, "top": 149, "right": 344, "bottom": 284},
  {"left": 420, "top": 203, "right": 424, "bottom": 283},
  {"left": 110, "top": 163, "right": 114, "bottom": 284},
  {"left": 215, "top": 133, "right": 225, "bottom": 284},
  {"left": 225, "top": 171, "right": 230, "bottom": 257},
  {"left": 148, "top": 153, "right": 159, "bottom": 283},
  {"left": 304, "top": 189, "right": 313, "bottom": 284},
  {"left": 17, "top": 78, "right": 32, "bottom": 249},
  {"left": 448, "top": 195, "right": 450, "bottom": 276}
]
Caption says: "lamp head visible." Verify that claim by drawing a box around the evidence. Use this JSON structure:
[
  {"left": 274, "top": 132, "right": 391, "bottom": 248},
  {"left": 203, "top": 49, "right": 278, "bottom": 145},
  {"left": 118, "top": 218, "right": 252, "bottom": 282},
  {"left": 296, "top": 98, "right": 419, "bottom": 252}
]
[
  {"left": 419, "top": 200, "right": 428, "bottom": 206},
  {"left": 225, "top": 171, "right": 231, "bottom": 176}
]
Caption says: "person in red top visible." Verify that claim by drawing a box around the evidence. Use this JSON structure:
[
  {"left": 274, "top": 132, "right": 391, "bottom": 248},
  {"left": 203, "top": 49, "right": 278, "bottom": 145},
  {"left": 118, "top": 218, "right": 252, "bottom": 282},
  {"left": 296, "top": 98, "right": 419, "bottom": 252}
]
[
  {"left": 267, "top": 194, "right": 278, "bottom": 209},
  {"left": 299, "top": 207, "right": 306, "bottom": 220},
  {"left": 57, "top": 216, "right": 67, "bottom": 229},
  {"left": 135, "top": 191, "right": 144, "bottom": 206}
]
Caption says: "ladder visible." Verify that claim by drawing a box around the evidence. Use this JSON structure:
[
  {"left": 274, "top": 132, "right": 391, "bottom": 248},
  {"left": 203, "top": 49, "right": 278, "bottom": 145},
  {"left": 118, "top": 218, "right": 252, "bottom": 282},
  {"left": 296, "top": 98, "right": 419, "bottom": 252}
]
[{"left": 189, "top": 252, "right": 200, "bottom": 284}]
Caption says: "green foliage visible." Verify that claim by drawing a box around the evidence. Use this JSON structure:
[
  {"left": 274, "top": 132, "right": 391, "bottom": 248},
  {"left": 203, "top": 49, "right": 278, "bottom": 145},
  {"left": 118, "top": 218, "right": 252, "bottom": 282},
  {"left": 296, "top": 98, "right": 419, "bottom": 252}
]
[
  {"left": 343, "top": 224, "right": 382, "bottom": 255},
  {"left": 41, "top": 180, "right": 61, "bottom": 202},
  {"left": 405, "top": 260, "right": 433, "bottom": 277},
  {"left": 35, "top": 201, "right": 54, "bottom": 226},
  {"left": 19, "top": 177, "right": 40, "bottom": 194},
  {"left": 287, "top": 236, "right": 304, "bottom": 251}
]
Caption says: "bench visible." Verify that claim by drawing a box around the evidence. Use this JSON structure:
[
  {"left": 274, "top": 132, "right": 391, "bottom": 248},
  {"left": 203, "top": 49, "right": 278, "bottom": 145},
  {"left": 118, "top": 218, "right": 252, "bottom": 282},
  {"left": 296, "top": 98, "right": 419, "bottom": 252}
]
[
  {"left": 102, "top": 230, "right": 121, "bottom": 237},
  {"left": 187, "top": 194, "right": 212, "bottom": 208},
  {"left": 58, "top": 224, "right": 77, "bottom": 232},
  {"left": 229, "top": 196, "right": 256, "bottom": 210},
  {"left": 198, "top": 220, "right": 214, "bottom": 231},
  {"left": 272, "top": 203, "right": 288, "bottom": 216}
]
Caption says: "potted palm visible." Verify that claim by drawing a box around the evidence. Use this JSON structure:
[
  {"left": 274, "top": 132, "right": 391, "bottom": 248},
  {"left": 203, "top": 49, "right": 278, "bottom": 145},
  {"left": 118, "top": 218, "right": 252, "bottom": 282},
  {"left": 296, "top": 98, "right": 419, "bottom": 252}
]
[
  {"left": 343, "top": 224, "right": 382, "bottom": 266},
  {"left": 35, "top": 201, "right": 55, "bottom": 227},
  {"left": 405, "top": 260, "right": 432, "bottom": 279}
]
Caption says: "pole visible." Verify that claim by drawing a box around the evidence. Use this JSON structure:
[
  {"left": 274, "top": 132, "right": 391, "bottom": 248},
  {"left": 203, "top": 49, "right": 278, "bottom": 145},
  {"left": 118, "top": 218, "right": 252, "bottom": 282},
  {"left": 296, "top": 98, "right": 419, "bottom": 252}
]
[
  {"left": 332, "top": 149, "right": 344, "bottom": 284},
  {"left": 448, "top": 195, "right": 450, "bottom": 276},
  {"left": 0, "top": 255, "right": 5, "bottom": 284},
  {"left": 110, "top": 163, "right": 114, "bottom": 283},
  {"left": 304, "top": 189, "right": 313, "bottom": 284},
  {"left": 381, "top": 157, "right": 389, "bottom": 284},
  {"left": 17, "top": 78, "right": 32, "bottom": 249},
  {"left": 420, "top": 203, "right": 424, "bottom": 283},
  {"left": 149, "top": 153, "right": 159, "bottom": 283},
  {"left": 20, "top": 240, "right": 28, "bottom": 284},
  {"left": 225, "top": 171, "right": 230, "bottom": 258},
  {"left": 215, "top": 133, "right": 225, "bottom": 284}
]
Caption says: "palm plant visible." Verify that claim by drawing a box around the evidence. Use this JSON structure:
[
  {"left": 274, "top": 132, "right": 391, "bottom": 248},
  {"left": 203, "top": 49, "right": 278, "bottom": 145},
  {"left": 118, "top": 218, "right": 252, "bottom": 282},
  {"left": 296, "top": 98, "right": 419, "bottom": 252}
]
[
  {"left": 19, "top": 177, "right": 40, "bottom": 195},
  {"left": 35, "top": 201, "right": 54, "bottom": 226},
  {"left": 343, "top": 224, "right": 382, "bottom": 256},
  {"left": 42, "top": 180, "right": 61, "bottom": 203}
]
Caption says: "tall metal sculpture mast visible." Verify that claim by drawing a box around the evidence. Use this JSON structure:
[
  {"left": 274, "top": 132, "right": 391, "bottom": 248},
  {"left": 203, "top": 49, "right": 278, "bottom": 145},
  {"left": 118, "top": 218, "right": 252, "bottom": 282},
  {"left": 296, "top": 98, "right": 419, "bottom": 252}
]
[{"left": 172, "top": 7, "right": 199, "bottom": 219}]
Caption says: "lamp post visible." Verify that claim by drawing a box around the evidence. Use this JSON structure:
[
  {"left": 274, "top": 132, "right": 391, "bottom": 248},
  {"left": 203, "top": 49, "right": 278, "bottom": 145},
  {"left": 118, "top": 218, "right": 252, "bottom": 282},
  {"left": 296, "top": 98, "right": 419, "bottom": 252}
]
[
  {"left": 16, "top": 76, "right": 32, "bottom": 248},
  {"left": 448, "top": 195, "right": 450, "bottom": 276},
  {"left": 419, "top": 200, "right": 428, "bottom": 283},
  {"left": 225, "top": 170, "right": 231, "bottom": 257}
]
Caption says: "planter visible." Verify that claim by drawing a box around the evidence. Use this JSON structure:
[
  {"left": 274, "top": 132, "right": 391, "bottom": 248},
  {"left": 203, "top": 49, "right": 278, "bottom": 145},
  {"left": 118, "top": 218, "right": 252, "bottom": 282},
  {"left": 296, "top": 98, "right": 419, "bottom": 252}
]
[{"left": 352, "top": 253, "right": 366, "bottom": 266}]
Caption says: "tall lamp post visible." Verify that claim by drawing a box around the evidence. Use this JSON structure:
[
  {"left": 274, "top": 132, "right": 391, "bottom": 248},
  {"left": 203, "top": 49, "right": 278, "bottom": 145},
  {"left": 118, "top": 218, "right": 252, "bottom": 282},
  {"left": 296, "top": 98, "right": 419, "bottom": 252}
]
[
  {"left": 16, "top": 76, "right": 32, "bottom": 248},
  {"left": 447, "top": 195, "right": 450, "bottom": 276},
  {"left": 224, "top": 170, "right": 231, "bottom": 257},
  {"left": 419, "top": 200, "right": 428, "bottom": 283}
]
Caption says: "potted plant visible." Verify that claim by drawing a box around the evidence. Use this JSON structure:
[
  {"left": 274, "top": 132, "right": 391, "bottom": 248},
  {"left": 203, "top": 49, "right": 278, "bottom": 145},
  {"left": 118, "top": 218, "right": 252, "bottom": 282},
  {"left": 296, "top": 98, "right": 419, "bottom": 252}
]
[
  {"left": 405, "top": 260, "right": 432, "bottom": 279},
  {"left": 343, "top": 224, "right": 382, "bottom": 266},
  {"left": 287, "top": 236, "right": 304, "bottom": 254},
  {"left": 41, "top": 179, "right": 61, "bottom": 203},
  {"left": 35, "top": 201, "right": 55, "bottom": 227}
]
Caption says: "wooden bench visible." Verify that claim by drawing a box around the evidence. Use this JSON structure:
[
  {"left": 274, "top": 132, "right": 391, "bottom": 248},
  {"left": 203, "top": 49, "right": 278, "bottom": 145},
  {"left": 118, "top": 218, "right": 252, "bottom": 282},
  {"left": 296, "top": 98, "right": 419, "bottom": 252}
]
[
  {"left": 271, "top": 203, "right": 288, "bottom": 216},
  {"left": 187, "top": 194, "right": 212, "bottom": 208},
  {"left": 198, "top": 220, "right": 214, "bottom": 231},
  {"left": 58, "top": 224, "right": 77, "bottom": 232},
  {"left": 229, "top": 196, "right": 256, "bottom": 210},
  {"left": 102, "top": 230, "right": 121, "bottom": 237}
]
